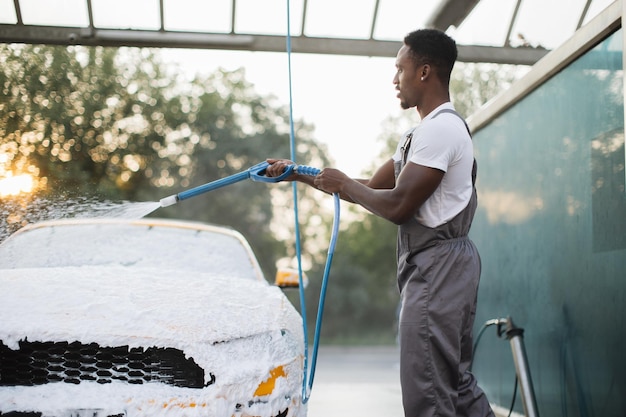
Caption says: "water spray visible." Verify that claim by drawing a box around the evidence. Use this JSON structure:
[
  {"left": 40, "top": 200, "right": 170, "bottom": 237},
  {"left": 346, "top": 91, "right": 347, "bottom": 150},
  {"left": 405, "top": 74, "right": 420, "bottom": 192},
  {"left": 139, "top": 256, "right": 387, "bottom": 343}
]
[{"left": 159, "top": 161, "right": 320, "bottom": 207}]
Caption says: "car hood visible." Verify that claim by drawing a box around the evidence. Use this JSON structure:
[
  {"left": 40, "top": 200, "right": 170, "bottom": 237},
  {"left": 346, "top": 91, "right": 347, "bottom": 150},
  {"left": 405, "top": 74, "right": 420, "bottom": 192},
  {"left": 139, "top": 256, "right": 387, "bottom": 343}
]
[
  {"left": 0, "top": 265, "right": 306, "bottom": 415},
  {"left": 0, "top": 265, "right": 303, "bottom": 374}
]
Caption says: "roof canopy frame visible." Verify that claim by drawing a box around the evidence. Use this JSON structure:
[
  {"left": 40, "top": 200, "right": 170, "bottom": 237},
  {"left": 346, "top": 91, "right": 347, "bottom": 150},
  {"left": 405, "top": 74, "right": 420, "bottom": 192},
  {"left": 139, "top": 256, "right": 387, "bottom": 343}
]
[{"left": 0, "top": 0, "right": 611, "bottom": 66}]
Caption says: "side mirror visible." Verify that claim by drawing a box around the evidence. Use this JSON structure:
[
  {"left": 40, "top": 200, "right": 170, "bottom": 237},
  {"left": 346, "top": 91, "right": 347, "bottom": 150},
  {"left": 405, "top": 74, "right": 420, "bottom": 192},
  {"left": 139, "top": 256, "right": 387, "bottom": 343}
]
[{"left": 274, "top": 268, "right": 309, "bottom": 289}]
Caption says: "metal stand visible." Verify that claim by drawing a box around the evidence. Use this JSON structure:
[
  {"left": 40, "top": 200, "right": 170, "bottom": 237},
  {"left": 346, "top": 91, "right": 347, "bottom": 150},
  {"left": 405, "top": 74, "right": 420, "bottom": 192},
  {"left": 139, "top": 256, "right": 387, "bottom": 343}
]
[{"left": 498, "top": 317, "right": 540, "bottom": 417}]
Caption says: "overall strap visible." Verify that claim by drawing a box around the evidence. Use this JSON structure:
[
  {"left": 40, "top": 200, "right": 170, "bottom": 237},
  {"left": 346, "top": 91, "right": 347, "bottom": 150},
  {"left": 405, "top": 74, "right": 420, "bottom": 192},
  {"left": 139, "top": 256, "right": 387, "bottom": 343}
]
[
  {"left": 401, "top": 107, "right": 476, "bottom": 185},
  {"left": 432, "top": 108, "right": 476, "bottom": 185},
  {"left": 431, "top": 108, "right": 472, "bottom": 137}
]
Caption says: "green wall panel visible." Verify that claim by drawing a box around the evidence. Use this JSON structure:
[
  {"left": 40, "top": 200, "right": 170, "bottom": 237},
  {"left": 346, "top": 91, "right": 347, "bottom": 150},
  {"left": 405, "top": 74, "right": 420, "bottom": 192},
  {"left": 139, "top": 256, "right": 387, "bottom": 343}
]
[{"left": 470, "top": 29, "right": 625, "bottom": 417}]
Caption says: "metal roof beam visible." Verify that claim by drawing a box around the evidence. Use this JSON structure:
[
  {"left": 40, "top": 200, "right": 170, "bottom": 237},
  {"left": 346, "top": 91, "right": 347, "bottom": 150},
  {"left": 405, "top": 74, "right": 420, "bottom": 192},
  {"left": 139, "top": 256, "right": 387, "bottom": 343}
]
[
  {"left": 425, "top": 0, "right": 481, "bottom": 30},
  {"left": 12, "top": 0, "right": 23, "bottom": 25},
  {"left": 0, "top": 25, "right": 549, "bottom": 65}
]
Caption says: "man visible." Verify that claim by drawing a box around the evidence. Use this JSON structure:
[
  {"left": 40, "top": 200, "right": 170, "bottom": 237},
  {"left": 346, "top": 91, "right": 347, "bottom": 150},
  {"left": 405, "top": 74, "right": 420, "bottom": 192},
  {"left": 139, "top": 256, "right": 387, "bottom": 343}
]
[{"left": 266, "top": 28, "right": 494, "bottom": 417}]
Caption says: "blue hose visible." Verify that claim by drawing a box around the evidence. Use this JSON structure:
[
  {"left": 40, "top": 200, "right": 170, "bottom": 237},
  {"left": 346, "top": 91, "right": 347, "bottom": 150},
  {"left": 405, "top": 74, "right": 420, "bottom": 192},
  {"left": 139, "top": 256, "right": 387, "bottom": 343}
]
[
  {"left": 305, "top": 192, "right": 340, "bottom": 397},
  {"left": 154, "top": 2, "right": 339, "bottom": 396},
  {"left": 154, "top": 10, "right": 338, "bottom": 397},
  {"left": 284, "top": 0, "right": 339, "bottom": 403},
  {"left": 159, "top": 161, "right": 297, "bottom": 207}
]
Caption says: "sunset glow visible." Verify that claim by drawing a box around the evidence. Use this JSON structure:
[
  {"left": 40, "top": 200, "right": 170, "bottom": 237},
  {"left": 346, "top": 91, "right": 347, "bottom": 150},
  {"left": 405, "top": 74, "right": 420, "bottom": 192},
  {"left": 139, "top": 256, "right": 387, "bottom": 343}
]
[{"left": 0, "top": 174, "right": 35, "bottom": 197}]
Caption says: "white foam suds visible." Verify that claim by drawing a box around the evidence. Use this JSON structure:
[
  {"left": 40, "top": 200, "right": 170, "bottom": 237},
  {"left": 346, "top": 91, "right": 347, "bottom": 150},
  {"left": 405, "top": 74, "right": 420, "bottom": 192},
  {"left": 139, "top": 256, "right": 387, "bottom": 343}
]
[{"left": 0, "top": 266, "right": 306, "bottom": 416}]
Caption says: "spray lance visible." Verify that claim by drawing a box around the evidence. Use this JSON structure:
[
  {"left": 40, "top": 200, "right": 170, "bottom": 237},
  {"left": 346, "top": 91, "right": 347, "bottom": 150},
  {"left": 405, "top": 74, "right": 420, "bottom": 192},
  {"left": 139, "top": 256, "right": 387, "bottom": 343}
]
[
  {"left": 157, "top": 159, "right": 340, "bottom": 402},
  {"left": 159, "top": 160, "right": 321, "bottom": 207}
]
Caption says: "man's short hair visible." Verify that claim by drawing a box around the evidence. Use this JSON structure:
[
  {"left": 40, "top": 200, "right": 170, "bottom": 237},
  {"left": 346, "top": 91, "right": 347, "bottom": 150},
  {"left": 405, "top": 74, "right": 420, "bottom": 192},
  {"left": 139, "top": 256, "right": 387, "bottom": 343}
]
[{"left": 403, "top": 29, "right": 457, "bottom": 84}]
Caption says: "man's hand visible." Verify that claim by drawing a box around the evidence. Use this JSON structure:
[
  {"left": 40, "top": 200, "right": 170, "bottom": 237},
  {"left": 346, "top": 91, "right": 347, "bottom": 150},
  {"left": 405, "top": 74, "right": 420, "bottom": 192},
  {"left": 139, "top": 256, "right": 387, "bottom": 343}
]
[
  {"left": 265, "top": 158, "right": 296, "bottom": 180},
  {"left": 314, "top": 168, "right": 349, "bottom": 194}
]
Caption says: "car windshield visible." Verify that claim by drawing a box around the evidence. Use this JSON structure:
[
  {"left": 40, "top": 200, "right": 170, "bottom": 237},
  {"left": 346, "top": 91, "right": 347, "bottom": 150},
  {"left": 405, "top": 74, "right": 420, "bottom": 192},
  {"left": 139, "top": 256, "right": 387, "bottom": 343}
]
[{"left": 0, "top": 221, "right": 261, "bottom": 280}]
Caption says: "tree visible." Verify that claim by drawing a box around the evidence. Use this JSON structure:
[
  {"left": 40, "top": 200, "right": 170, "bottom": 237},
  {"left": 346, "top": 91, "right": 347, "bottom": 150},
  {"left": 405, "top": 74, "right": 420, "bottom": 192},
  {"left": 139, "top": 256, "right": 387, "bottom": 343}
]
[
  {"left": 0, "top": 44, "right": 332, "bottom": 279},
  {"left": 451, "top": 62, "right": 527, "bottom": 118},
  {"left": 0, "top": 45, "right": 190, "bottom": 199},
  {"left": 153, "top": 67, "right": 332, "bottom": 275}
]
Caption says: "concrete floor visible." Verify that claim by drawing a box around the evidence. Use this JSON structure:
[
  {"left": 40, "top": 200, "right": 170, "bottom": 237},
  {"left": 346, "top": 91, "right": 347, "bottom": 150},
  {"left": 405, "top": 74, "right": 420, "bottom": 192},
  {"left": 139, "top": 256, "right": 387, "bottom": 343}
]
[
  {"left": 306, "top": 345, "right": 404, "bottom": 417},
  {"left": 304, "top": 345, "right": 515, "bottom": 417}
]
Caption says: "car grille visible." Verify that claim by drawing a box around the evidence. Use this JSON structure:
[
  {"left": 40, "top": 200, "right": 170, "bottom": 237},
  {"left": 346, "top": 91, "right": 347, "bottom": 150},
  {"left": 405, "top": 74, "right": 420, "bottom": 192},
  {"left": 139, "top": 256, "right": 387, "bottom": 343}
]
[{"left": 0, "top": 340, "right": 214, "bottom": 389}]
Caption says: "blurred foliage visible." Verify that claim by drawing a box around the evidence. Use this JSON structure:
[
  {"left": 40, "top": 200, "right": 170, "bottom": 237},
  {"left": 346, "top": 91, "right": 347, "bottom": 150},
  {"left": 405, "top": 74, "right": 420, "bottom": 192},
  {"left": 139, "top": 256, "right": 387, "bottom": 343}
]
[
  {"left": 0, "top": 44, "right": 329, "bottom": 277},
  {"left": 0, "top": 44, "right": 521, "bottom": 344},
  {"left": 1, "top": 46, "right": 167, "bottom": 198},
  {"left": 451, "top": 62, "right": 527, "bottom": 118}
]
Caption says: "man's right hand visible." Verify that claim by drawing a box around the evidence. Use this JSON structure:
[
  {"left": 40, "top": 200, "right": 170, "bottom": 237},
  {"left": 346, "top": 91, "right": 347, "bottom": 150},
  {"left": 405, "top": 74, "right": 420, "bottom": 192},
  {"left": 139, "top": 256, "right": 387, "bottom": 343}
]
[{"left": 265, "top": 158, "right": 296, "bottom": 179}]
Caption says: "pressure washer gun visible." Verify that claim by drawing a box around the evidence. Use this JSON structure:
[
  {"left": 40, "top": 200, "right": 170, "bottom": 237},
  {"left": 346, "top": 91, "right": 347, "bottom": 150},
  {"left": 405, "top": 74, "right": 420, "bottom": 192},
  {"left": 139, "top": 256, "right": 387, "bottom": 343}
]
[{"left": 159, "top": 161, "right": 321, "bottom": 207}]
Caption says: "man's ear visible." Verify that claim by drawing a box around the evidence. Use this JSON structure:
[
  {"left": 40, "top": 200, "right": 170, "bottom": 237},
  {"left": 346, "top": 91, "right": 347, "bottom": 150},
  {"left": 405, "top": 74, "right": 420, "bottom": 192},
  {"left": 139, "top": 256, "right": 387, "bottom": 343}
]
[{"left": 421, "top": 64, "right": 431, "bottom": 81}]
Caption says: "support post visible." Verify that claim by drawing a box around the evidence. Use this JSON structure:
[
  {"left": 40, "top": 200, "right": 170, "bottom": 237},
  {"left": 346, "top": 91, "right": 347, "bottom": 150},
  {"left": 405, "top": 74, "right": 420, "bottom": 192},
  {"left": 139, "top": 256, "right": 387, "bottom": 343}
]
[{"left": 501, "top": 317, "right": 540, "bottom": 417}]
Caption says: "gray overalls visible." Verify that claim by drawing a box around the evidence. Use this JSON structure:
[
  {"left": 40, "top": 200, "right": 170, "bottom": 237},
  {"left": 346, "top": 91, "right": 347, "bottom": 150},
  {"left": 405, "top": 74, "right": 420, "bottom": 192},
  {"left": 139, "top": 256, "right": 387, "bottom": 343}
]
[{"left": 394, "top": 109, "right": 494, "bottom": 417}]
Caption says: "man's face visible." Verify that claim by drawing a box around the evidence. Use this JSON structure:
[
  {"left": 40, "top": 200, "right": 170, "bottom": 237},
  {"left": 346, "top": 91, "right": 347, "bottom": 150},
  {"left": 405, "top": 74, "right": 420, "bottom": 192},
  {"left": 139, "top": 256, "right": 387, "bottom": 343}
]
[{"left": 393, "top": 45, "right": 421, "bottom": 110}]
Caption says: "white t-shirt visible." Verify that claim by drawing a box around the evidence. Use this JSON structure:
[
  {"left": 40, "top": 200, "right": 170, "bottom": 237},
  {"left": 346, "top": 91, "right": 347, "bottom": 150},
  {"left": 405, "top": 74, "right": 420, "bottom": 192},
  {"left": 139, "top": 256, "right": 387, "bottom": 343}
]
[{"left": 392, "top": 103, "right": 474, "bottom": 228}]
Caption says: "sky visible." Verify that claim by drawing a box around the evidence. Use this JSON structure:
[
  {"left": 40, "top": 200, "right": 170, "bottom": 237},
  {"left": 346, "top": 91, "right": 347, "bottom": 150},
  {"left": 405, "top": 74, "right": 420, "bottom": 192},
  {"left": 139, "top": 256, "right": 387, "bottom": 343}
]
[{"left": 159, "top": 48, "right": 403, "bottom": 177}]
